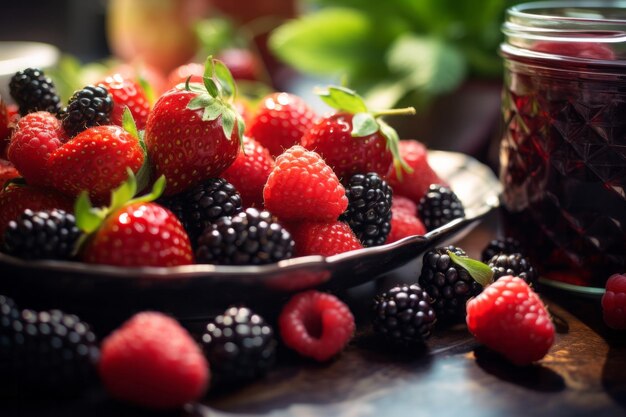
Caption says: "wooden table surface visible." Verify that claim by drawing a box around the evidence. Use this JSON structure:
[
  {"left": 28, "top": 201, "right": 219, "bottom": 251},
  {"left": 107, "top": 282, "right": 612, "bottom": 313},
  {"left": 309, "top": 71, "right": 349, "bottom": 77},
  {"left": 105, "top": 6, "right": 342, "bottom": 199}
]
[{"left": 2, "top": 212, "right": 625, "bottom": 417}]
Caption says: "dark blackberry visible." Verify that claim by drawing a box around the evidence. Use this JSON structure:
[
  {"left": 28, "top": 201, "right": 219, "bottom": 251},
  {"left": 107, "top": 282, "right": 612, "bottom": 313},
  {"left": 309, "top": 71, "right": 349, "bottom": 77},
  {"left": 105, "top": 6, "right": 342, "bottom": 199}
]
[
  {"left": 159, "top": 178, "right": 242, "bottom": 244},
  {"left": 373, "top": 284, "right": 436, "bottom": 344},
  {"left": 196, "top": 207, "right": 294, "bottom": 265},
  {"left": 200, "top": 306, "right": 276, "bottom": 385},
  {"left": 0, "top": 295, "right": 19, "bottom": 359},
  {"left": 339, "top": 172, "right": 392, "bottom": 247},
  {"left": 4, "top": 309, "right": 99, "bottom": 393},
  {"left": 62, "top": 85, "right": 113, "bottom": 137},
  {"left": 3, "top": 209, "right": 81, "bottom": 260},
  {"left": 418, "top": 245, "right": 483, "bottom": 322},
  {"left": 418, "top": 184, "right": 465, "bottom": 231},
  {"left": 9, "top": 68, "right": 62, "bottom": 116},
  {"left": 481, "top": 237, "right": 523, "bottom": 262},
  {"left": 488, "top": 253, "right": 538, "bottom": 287}
]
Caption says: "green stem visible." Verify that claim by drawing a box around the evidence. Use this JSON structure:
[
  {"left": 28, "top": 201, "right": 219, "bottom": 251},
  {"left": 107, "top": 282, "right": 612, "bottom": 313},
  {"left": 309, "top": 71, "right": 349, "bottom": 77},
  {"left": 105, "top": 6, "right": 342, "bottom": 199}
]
[{"left": 372, "top": 107, "right": 417, "bottom": 117}]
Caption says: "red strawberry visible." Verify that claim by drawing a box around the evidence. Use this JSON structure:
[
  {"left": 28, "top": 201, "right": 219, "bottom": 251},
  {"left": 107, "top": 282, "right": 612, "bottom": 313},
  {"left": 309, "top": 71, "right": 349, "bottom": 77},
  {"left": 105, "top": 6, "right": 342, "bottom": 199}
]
[
  {"left": 216, "top": 48, "right": 262, "bottom": 81},
  {"left": 97, "top": 74, "right": 151, "bottom": 130},
  {"left": 263, "top": 145, "right": 347, "bottom": 222},
  {"left": 222, "top": 136, "right": 274, "bottom": 208},
  {"left": 385, "top": 208, "right": 426, "bottom": 244},
  {"left": 387, "top": 140, "right": 445, "bottom": 204},
  {"left": 7, "top": 111, "right": 65, "bottom": 186},
  {"left": 46, "top": 125, "right": 144, "bottom": 202},
  {"left": 144, "top": 58, "right": 244, "bottom": 196},
  {"left": 0, "top": 183, "right": 73, "bottom": 240},
  {"left": 99, "top": 312, "right": 209, "bottom": 410},
  {"left": 0, "top": 159, "right": 19, "bottom": 185},
  {"left": 166, "top": 62, "right": 204, "bottom": 90},
  {"left": 392, "top": 195, "right": 417, "bottom": 215},
  {"left": 602, "top": 273, "right": 626, "bottom": 330},
  {"left": 288, "top": 221, "right": 363, "bottom": 257},
  {"left": 247, "top": 92, "right": 316, "bottom": 157},
  {"left": 0, "top": 97, "right": 11, "bottom": 157}
]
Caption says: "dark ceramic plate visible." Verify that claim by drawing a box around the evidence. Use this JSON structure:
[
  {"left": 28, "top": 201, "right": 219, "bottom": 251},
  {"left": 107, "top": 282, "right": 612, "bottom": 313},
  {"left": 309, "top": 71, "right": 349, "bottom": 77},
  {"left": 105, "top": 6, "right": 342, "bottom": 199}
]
[{"left": 0, "top": 151, "right": 500, "bottom": 326}]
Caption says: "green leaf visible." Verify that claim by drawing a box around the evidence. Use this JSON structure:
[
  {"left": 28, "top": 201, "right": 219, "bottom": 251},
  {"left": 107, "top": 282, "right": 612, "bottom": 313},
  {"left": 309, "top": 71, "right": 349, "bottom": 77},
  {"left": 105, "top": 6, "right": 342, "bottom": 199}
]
[
  {"left": 351, "top": 112, "right": 378, "bottom": 137},
  {"left": 110, "top": 169, "right": 137, "bottom": 213},
  {"left": 132, "top": 175, "right": 166, "bottom": 204},
  {"left": 448, "top": 250, "right": 493, "bottom": 288},
  {"left": 122, "top": 107, "right": 139, "bottom": 140},
  {"left": 187, "top": 94, "right": 215, "bottom": 110},
  {"left": 214, "top": 60, "right": 236, "bottom": 99},
  {"left": 316, "top": 85, "right": 368, "bottom": 113},
  {"left": 378, "top": 119, "right": 411, "bottom": 177},
  {"left": 74, "top": 192, "right": 104, "bottom": 234},
  {"left": 203, "top": 77, "right": 220, "bottom": 98},
  {"left": 221, "top": 109, "right": 236, "bottom": 140},
  {"left": 236, "top": 114, "right": 246, "bottom": 145},
  {"left": 137, "top": 74, "right": 156, "bottom": 105},
  {"left": 201, "top": 100, "right": 226, "bottom": 122}
]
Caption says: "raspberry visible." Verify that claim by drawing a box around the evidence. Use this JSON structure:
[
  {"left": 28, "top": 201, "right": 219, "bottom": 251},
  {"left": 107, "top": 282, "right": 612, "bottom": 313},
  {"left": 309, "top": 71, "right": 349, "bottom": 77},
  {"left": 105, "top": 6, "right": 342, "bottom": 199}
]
[
  {"left": 287, "top": 221, "right": 363, "bottom": 257},
  {"left": 99, "top": 312, "right": 209, "bottom": 410},
  {"left": 222, "top": 136, "right": 275, "bottom": 208},
  {"left": 418, "top": 184, "right": 465, "bottom": 231},
  {"left": 62, "top": 85, "right": 114, "bottom": 137},
  {"left": 279, "top": 291, "right": 355, "bottom": 362},
  {"left": 385, "top": 207, "right": 426, "bottom": 244},
  {"left": 602, "top": 273, "right": 626, "bottom": 329},
  {"left": 97, "top": 74, "right": 151, "bottom": 130},
  {"left": 247, "top": 92, "right": 316, "bottom": 157},
  {"left": 392, "top": 195, "right": 417, "bottom": 215},
  {"left": 387, "top": 140, "right": 445, "bottom": 203},
  {"left": 481, "top": 237, "right": 522, "bottom": 262},
  {"left": 263, "top": 145, "right": 348, "bottom": 222},
  {"left": 467, "top": 276, "right": 555, "bottom": 366},
  {"left": 7, "top": 111, "right": 65, "bottom": 185}
]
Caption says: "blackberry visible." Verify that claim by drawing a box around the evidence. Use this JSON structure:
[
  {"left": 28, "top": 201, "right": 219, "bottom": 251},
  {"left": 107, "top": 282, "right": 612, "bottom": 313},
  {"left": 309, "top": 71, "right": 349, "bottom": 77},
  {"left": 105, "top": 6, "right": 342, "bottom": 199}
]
[
  {"left": 4, "top": 309, "right": 99, "bottom": 393},
  {"left": 418, "top": 184, "right": 465, "bottom": 231},
  {"left": 9, "top": 68, "right": 62, "bottom": 116},
  {"left": 418, "top": 245, "right": 482, "bottom": 322},
  {"left": 3, "top": 209, "right": 81, "bottom": 260},
  {"left": 373, "top": 284, "right": 436, "bottom": 344},
  {"left": 196, "top": 208, "right": 294, "bottom": 265},
  {"left": 481, "top": 237, "right": 522, "bottom": 262},
  {"left": 62, "top": 85, "right": 113, "bottom": 137},
  {"left": 340, "top": 172, "right": 392, "bottom": 247},
  {"left": 200, "top": 306, "right": 276, "bottom": 385},
  {"left": 159, "top": 178, "right": 242, "bottom": 244},
  {"left": 488, "top": 253, "right": 538, "bottom": 287},
  {"left": 0, "top": 295, "right": 19, "bottom": 359}
]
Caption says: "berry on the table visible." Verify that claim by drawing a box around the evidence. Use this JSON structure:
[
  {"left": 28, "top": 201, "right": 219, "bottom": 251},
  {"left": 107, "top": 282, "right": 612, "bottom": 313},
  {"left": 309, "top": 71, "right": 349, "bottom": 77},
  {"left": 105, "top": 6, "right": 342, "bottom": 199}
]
[
  {"left": 418, "top": 184, "right": 465, "bottom": 231},
  {"left": 196, "top": 207, "right": 294, "bottom": 265},
  {"left": 99, "top": 312, "right": 209, "bottom": 410},
  {"left": 62, "top": 85, "right": 114, "bottom": 137},
  {"left": 481, "top": 237, "right": 523, "bottom": 262},
  {"left": 385, "top": 207, "right": 426, "bottom": 244},
  {"left": 279, "top": 290, "right": 355, "bottom": 362},
  {"left": 97, "top": 74, "right": 151, "bottom": 130},
  {"left": 373, "top": 284, "right": 436, "bottom": 344},
  {"left": 488, "top": 253, "right": 538, "bottom": 287},
  {"left": 201, "top": 306, "right": 276, "bottom": 385},
  {"left": 287, "top": 221, "right": 363, "bottom": 257},
  {"left": 263, "top": 145, "right": 348, "bottom": 222},
  {"left": 3, "top": 209, "right": 81, "bottom": 260},
  {"left": 9, "top": 68, "right": 62, "bottom": 116},
  {"left": 340, "top": 172, "right": 392, "bottom": 247},
  {"left": 602, "top": 273, "right": 626, "bottom": 330}
]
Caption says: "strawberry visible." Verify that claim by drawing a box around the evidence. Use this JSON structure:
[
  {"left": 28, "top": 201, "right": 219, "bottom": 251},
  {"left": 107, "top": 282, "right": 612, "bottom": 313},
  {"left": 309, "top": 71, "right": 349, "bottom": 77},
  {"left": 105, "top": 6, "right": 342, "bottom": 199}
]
[
  {"left": 166, "top": 62, "right": 204, "bottom": 90},
  {"left": 385, "top": 208, "right": 426, "bottom": 244},
  {"left": 144, "top": 57, "right": 244, "bottom": 196},
  {"left": 263, "top": 145, "right": 347, "bottom": 222},
  {"left": 0, "top": 96, "right": 11, "bottom": 158},
  {"left": 222, "top": 136, "right": 274, "bottom": 208},
  {"left": 78, "top": 173, "right": 193, "bottom": 267},
  {"left": 247, "top": 92, "right": 316, "bottom": 157},
  {"left": 301, "top": 86, "right": 414, "bottom": 181},
  {"left": 97, "top": 74, "right": 151, "bottom": 130},
  {"left": 0, "top": 159, "right": 19, "bottom": 185},
  {"left": 287, "top": 221, "right": 363, "bottom": 257},
  {"left": 387, "top": 140, "right": 445, "bottom": 204},
  {"left": 7, "top": 111, "right": 65, "bottom": 186},
  {"left": 216, "top": 48, "right": 261, "bottom": 81}
]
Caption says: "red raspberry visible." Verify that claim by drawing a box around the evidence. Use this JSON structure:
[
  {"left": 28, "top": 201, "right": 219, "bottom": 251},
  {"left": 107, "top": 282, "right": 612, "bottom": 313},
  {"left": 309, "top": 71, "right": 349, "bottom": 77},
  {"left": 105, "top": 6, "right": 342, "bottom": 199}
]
[
  {"left": 222, "top": 136, "right": 274, "bottom": 208},
  {"left": 98, "top": 74, "right": 151, "bottom": 130},
  {"left": 99, "top": 312, "right": 209, "bottom": 410},
  {"left": 392, "top": 195, "right": 417, "bottom": 215},
  {"left": 467, "top": 275, "right": 555, "bottom": 366},
  {"left": 7, "top": 111, "right": 65, "bottom": 186},
  {"left": 387, "top": 140, "right": 445, "bottom": 204},
  {"left": 385, "top": 208, "right": 426, "bottom": 244},
  {"left": 602, "top": 273, "right": 626, "bottom": 329},
  {"left": 288, "top": 221, "right": 363, "bottom": 257},
  {"left": 279, "top": 291, "right": 355, "bottom": 362},
  {"left": 263, "top": 145, "right": 347, "bottom": 222},
  {"left": 247, "top": 93, "right": 316, "bottom": 157},
  {"left": 0, "top": 159, "right": 19, "bottom": 184}
]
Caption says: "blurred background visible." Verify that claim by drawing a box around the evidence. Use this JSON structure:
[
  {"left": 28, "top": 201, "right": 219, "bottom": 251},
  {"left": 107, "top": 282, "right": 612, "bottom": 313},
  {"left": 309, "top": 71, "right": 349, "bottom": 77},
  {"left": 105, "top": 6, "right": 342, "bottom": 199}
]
[{"left": 0, "top": 0, "right": 528, "bottom": 164}]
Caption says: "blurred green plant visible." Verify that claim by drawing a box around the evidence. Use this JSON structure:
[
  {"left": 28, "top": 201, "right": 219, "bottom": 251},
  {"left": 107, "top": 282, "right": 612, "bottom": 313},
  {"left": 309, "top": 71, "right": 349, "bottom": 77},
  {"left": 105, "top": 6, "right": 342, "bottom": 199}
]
[{"left": 269, "top": 0, "right": 517, "bottom": 108}]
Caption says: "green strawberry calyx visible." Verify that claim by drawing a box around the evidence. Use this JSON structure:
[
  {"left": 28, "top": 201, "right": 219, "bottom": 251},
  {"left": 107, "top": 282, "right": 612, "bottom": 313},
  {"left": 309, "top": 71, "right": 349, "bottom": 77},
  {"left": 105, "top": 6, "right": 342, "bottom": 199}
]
[
  {"left": 183, "top": 55, "right": 245, "bottom": 146},
  {"left": 121, "top": 107, "right": 151, "bottom": 193},
  {"left": 314, "top": 85, "right": 416, "bottom": 177},
  {"left": 447, "top": 250, "right": 494, "bottom": 288}
]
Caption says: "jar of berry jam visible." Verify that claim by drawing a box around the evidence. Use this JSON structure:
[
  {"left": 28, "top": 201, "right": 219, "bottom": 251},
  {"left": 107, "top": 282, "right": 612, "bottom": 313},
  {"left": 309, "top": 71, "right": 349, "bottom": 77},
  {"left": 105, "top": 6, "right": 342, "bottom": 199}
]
[{"left": 499, "top": 2, "right": 626, "bottom": 287}]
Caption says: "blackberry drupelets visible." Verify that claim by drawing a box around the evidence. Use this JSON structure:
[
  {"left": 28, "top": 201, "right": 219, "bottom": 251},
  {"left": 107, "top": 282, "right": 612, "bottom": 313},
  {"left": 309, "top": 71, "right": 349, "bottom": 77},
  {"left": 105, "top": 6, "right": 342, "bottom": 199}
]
[
  {"left": 418, "top": 245, "right": 483, "bottom": 322},
  {"left": 488, "top": 252, "right": 538, "bottom": 287},
  {"left": 9, "top": 68, "right": 62, "bottom": 116},
  {"left": 3, "top": 209, "right": 81, "bottom": 260},
  {"left": 373, "top": 284, "right": 436, "bottom": 344},
  {"left": 195, "top": 207, "right": 294, "bottom": 265},
  {"left": 418, "top": 184, "right": 465, "bottom": 231},
  {"left": 200, "top": 306, "right": 276, "bottom": 385},
  {"left": 340, "top": 172, "right": 392, "bottom": 247},
  {"left": 62, "top": 85, "right": 113, "bottom": 137},
  {"left": 481, "top": 237, "right": 522, "bottom": 262}
]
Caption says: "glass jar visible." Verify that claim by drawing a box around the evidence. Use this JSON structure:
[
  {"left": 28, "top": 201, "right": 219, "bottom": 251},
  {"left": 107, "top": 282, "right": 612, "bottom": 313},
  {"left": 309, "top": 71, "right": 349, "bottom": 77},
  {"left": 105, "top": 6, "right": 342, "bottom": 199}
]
[{"left": 499, "top": 2, "right": 626, "bottom": 287}]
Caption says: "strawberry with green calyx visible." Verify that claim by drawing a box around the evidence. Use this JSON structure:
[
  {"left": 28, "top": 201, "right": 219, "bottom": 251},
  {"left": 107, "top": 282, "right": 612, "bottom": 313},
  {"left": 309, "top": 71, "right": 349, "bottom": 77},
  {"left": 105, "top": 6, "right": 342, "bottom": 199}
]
[
  {"left": 76, "top": 170, "right": 193, "bottom": 267},
  {"left": 301, "top": 85, "right": 415, "bottom": 181},
  {"left": 144, "top": 56, "right": 244, "bottom": 196}
]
